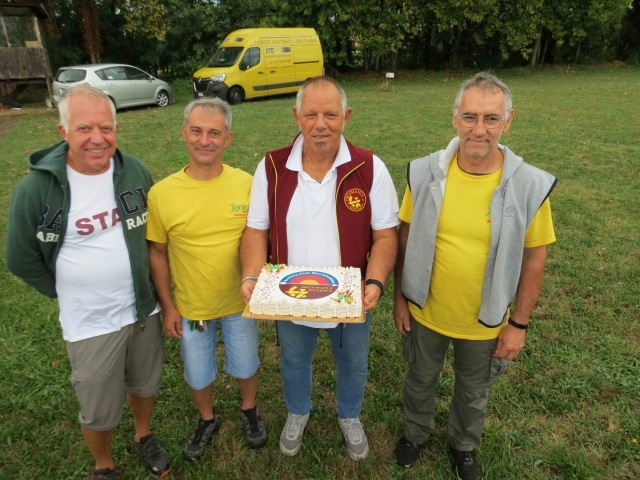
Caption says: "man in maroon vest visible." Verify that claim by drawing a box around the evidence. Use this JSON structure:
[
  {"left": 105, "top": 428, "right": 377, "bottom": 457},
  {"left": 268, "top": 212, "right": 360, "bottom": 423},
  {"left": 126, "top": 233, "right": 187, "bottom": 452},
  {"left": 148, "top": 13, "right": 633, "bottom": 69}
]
[{"left": 240, "top": 76, "right": 399, "bottom": 461}]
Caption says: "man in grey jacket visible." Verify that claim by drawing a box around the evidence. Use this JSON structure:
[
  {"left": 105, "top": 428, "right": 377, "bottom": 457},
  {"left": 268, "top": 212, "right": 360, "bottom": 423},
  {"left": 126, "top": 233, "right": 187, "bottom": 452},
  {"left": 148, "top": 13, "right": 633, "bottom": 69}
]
[{"left": 393, "top": 72, "right": 557, "bottom": 480}]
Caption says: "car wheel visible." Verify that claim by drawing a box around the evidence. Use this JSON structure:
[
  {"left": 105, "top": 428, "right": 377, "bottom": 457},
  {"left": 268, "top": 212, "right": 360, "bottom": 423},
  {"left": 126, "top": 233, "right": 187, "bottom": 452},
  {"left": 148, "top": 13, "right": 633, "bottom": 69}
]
[
  {"left": 108, "top": 97, "right": 117, "bottom": 109},
  {"left": 156, "top": 90, "right": 170, "bottom": 107},
  {"left": 228, "top": 86, "right": 243, "bottom": 105}
]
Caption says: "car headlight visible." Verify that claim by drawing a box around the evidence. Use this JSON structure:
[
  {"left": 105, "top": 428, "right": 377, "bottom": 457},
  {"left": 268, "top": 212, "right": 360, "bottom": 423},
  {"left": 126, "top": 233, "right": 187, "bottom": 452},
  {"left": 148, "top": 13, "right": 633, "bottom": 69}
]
[{"left": 210, "top": 74, "right": 226, "bottom": 83}]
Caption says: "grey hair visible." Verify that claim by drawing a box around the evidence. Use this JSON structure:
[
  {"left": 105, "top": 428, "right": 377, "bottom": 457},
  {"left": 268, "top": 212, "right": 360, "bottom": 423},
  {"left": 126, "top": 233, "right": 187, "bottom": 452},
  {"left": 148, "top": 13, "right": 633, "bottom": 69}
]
[
  {"left": 296, "top": 76, "right": 347, "bottom": 115},
  {"left": 453, "top": 72, "right": 513, "bottom": 120},
  {"left": 183, "top": 97, "right": 232, "bottom": 132},
  {"left": 58, "top": 83, "right": 117, "bottom": 132}
]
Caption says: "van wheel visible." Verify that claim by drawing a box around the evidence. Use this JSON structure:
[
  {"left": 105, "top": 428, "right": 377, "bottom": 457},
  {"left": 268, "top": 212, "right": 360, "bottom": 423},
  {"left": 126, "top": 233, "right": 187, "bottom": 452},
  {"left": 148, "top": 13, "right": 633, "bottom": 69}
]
[{"left": 228, "top": 86, "right": 243, "bottom": 105}]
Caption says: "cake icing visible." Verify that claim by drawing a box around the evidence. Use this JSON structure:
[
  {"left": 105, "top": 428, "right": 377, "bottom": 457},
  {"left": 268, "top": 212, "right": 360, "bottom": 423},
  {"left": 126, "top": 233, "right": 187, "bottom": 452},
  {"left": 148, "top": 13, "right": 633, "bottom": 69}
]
[{"left": 249, "top": 264, "right": 362, "bottom": 319}]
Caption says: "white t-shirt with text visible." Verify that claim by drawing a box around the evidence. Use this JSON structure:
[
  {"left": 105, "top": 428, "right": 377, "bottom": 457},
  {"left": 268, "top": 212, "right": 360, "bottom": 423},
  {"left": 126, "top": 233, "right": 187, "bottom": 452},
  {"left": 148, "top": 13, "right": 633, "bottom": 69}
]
[{"left": 55, "top": 159, "right": 137, "bottom": 342}]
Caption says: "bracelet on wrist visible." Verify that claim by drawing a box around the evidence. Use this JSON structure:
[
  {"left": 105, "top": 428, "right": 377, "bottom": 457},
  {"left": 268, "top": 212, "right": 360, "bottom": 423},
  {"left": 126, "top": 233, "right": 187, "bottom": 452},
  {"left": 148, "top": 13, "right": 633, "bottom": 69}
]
[
  {"left": 241, "top": 276, "right": 258, "bottom": 284},
  {"left": 508, "top": 318, "right": 529, "bottom": 330}
]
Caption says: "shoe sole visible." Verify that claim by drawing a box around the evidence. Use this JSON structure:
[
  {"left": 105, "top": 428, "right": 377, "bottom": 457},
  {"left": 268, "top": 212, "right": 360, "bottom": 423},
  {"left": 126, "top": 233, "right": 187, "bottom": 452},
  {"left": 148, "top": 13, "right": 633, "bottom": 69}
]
[
  {"left": 395, "top": 458, "right": 417, "bottom": 468},
  {"left": 247, "top": 437, "right": 268, "bottom": 449},
  {"left": 149, "top": 470, "right": 170, "bottom": 479},
  {"left": 346, "top": 443, "right": 369, "bottom": 461},
  {"left": 279, "top": 441, "right": 302, "bottom": 456}
]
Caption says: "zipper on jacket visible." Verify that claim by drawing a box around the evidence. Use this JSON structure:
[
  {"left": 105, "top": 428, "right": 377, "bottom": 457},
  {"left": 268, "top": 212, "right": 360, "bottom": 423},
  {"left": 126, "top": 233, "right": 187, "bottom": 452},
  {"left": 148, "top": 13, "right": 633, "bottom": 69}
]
[
  {"left": 334, "top": 160, "right": 365, "bottom": 265},
  {"left": 268, "top": 154, "right": 280, "bottom": 263}
]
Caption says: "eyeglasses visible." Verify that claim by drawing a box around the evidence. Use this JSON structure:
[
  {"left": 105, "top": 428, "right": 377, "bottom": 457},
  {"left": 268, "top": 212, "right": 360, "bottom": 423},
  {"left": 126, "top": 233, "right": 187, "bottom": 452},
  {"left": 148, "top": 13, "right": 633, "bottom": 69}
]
[{"left": 456, "top": 114, "right": 505, "bottom": 129}]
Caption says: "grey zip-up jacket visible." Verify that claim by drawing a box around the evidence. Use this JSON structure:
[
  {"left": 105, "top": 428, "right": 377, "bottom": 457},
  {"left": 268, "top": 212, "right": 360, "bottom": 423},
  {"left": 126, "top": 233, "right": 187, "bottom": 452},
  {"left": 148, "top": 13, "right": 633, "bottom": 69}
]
[{"left": 401, "top": 137, "right": 557, "bottom": 327}]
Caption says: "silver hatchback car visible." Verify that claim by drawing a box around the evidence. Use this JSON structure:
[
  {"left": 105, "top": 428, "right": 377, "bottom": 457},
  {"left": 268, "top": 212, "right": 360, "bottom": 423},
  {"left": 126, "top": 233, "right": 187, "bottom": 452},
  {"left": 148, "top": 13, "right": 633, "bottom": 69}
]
[{"left": 52, "top": 63, "right": 172, "bottom": 110}]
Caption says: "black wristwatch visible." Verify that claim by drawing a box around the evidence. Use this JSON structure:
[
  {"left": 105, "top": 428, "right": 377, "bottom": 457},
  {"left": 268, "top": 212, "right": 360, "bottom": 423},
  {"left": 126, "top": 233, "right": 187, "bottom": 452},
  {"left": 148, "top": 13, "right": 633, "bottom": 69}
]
[{"left": 365, "top": 279, "right": 384, "bottom": 298}]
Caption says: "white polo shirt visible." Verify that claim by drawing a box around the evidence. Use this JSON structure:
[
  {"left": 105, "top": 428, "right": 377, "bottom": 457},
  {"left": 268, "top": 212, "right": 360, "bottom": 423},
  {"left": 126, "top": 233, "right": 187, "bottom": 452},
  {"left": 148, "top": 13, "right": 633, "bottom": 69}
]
[{"left": 247, "top": 135, "right": 399, "bottom": 328}]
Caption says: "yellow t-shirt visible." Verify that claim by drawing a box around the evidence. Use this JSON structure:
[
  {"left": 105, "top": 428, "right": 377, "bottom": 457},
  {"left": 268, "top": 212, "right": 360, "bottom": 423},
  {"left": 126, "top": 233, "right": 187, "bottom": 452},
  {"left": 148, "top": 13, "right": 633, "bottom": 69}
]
[
  {"left": 146, "top": 165, "right": 252, "bottom": 320},
  {"left": 398, "top": 155, "right": 555, "bottom": 339}
]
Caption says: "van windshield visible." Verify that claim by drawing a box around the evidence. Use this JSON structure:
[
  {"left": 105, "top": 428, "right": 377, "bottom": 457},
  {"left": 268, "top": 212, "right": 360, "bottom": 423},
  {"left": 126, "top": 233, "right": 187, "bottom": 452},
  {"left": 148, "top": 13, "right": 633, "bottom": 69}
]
[{"left": 209, "top": 47, "right": 243, "bottom": 67}]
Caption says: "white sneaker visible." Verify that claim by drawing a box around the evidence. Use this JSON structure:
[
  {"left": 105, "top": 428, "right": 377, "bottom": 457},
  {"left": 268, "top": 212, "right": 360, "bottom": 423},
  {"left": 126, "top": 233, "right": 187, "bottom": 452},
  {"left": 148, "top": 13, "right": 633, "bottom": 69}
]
[
  {"left": 338, "top": 417, "right": 369, "bottom": 461},
  {"left": 279, "top": 412, "right": 309, "bottom": 456}
]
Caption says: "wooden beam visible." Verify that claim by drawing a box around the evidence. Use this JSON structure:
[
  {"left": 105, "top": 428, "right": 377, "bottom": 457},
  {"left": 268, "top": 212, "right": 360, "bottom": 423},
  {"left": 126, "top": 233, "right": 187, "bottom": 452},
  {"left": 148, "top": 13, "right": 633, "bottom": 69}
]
[
  {"left": 33, "top": 16, "right": 43, "bottom": 46},
  {"left": 0, "top": 15, "right": 9, "bottom": 48}
]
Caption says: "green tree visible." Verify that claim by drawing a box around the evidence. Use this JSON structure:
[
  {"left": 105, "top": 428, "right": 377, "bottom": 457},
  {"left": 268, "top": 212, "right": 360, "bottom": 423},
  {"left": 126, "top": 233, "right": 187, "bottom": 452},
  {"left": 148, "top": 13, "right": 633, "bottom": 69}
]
[{"left": 618, "top": 0, "right": 640, "bottom": 63}]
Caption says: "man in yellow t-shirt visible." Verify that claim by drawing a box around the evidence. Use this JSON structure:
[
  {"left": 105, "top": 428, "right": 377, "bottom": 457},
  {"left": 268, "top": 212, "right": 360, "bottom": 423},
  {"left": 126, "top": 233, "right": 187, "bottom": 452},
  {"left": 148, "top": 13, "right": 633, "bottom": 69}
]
[
  {"left": 393, "top": 73, "right": 557, "bottom": 480},
  {"left": 147, "top": 98, "right": 266, "bottom": 460}
]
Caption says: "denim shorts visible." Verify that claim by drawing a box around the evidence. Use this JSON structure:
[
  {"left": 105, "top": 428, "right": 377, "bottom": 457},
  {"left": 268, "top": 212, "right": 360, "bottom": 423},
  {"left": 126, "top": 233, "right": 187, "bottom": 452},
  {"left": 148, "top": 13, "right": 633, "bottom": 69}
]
[{"left": 179, "top": 312, "right": 260, "bottom": 390}]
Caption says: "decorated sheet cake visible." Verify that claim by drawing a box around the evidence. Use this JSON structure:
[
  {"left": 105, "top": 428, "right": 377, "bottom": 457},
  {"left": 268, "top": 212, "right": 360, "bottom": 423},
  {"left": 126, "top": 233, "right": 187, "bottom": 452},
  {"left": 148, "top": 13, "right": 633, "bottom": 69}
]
[{"left": 246, "top": 264, "right": 364, "bottom": 322}]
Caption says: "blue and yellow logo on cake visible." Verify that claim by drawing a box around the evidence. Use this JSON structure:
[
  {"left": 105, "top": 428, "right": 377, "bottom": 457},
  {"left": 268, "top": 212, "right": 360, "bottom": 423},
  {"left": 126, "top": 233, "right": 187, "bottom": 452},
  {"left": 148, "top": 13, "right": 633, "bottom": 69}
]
[{"left": 279, "top": 271, "right": 339, "bottom": 299}]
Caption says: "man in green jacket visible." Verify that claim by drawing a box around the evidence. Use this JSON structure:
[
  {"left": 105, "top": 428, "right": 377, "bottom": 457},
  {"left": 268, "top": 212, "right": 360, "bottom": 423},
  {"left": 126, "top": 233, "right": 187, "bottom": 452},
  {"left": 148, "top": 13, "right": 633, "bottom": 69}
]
[{"left": 6, "top": 84, "right": 170, "bottom": 480}]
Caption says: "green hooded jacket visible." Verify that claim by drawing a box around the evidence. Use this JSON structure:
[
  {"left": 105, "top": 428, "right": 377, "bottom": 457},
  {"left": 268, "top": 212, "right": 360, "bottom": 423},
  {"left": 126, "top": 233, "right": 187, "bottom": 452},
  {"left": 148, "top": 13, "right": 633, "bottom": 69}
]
[{"left": 6, "top": 141, "right": 157, "bottom": 322}]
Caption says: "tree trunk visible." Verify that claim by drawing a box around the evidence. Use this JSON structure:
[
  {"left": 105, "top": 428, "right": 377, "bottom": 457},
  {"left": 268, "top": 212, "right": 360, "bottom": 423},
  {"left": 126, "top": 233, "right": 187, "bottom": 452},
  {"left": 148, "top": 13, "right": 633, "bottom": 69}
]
[
  {"left": 540, "top": 33, "right": 550, "bottom": 65},
  {"left": 451, "top": 26, "right": 462, "bottom": 68},
  {"left": 529, "top": 28, "right": 542, "bottom": 66},
  {"left": 422, "top": 28, "right": 430, "bottom": 68},
  {"left": 574, "top": 41, "right": 581, "bottom": 63},
  {"left": 76, "top": 0, "right": 101, "bottom": 63}
]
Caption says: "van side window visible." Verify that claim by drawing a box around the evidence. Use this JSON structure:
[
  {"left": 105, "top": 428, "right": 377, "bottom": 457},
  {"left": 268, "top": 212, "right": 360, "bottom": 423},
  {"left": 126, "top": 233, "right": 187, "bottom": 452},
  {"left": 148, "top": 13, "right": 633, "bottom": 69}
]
[{"left": 240, "top": 47, "right": 261, "bottom": 70}]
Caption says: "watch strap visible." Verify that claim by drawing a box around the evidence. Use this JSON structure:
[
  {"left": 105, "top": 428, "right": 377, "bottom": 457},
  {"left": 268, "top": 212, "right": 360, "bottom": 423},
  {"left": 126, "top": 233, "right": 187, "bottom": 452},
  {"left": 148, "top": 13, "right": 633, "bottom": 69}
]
[{"left": 365, "top": 278, "right": 384, "bottom": 298}]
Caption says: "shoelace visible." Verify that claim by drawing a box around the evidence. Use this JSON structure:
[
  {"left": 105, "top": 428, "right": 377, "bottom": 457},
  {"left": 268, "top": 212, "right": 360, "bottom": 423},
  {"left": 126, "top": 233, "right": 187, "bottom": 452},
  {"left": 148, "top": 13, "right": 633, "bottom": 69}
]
[
  {"left": 285, "top": 417, "right": 304, "bottom": 437},
  {"left": 193, "top": 419, "right": 212, "bottom": 443},
  {"left": 461, "top": 452, "right": 476, "bottom": 465},
  {"left": 404, "top": 438, "right": 421, "bottom": 451},
  {"left": 343, "top": 421, "right": 364, "bottom": 443},
  {"left": 139, "top": 437, "right": 164, "bottom": 461},
  {"left": 245, "top": 409, "right": 260, "bottom": 433}
]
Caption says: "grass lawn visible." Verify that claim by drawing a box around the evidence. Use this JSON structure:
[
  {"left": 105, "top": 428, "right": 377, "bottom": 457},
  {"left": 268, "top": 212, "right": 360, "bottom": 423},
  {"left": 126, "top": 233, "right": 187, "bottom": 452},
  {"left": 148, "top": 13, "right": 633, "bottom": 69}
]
[{"left": 0, "top": 65, "right": 638, "bottom": 480}]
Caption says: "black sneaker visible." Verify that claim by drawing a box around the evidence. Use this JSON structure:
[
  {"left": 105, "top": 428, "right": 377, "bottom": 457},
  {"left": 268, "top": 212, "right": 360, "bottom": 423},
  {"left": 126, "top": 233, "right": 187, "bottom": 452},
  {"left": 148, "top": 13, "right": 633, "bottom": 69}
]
[
  {"left": 89, "top": 467, "right": 118, "bottom": 480},
  {"left": 240, "top": 406, "right": 267, "bottom": 448},
  {"left": 135, "top": 434, "right": 170, "bottom": 478},
  {"left": 450, "top": 447, "right": 479, "bottom": 480},
  {"left": 394, "top": 436, "right": 424, "bottom": 467},
  {"left": 183, "top": 416, "right": 220, "bottom": 460}
]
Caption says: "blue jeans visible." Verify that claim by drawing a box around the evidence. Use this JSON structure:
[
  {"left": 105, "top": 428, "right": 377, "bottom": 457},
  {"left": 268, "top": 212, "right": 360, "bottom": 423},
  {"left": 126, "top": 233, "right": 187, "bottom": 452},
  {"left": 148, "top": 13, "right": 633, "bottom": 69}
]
[
  {"left": 180, "top": 313, "right": 259, "bottom": 391},
  {"left": 276, "top": 313, "right": 371, "bottom": 419}
]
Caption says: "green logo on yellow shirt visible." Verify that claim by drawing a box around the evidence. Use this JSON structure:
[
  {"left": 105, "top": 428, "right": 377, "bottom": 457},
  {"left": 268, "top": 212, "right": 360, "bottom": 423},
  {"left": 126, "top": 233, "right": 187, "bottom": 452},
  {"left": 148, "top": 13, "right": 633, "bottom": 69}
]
[{"left": 231, "top": 203, "right": 248, "bottom": 217}]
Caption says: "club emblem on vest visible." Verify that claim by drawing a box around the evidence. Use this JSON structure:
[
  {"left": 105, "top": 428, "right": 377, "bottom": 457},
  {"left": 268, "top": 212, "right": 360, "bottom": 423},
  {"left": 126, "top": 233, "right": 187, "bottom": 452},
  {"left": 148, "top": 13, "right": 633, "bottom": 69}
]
[{"left": 344, "top": 188, "right": 366, "bottom": 212}]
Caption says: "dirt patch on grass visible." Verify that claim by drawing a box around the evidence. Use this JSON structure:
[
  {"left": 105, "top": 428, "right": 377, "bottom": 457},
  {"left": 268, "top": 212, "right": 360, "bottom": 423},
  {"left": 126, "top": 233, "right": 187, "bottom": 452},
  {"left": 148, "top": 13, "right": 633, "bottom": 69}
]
[
  {"left": 0, "top": 114, "right": 19, "bottom": 141},
  {"left": 0, "top": 106, "right": 55, "bottom": 140}
]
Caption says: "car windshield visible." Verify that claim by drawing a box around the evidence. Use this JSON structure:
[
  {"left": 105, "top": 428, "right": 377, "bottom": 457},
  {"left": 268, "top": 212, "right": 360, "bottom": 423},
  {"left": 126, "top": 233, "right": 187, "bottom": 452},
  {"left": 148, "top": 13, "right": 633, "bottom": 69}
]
[
  {"left": 55, "top": 69, "right": 86, "bottom": 83},
  {"left": 208, "top": 47, "right": 243, "bottom": 67}
]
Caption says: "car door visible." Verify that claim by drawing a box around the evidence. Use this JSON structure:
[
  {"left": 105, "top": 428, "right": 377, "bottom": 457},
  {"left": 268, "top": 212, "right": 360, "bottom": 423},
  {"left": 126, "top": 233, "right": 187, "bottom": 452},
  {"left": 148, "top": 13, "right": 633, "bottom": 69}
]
[
  {"left": 124, "top": 66, "right": 156, "bottom": 105},
  {"left": 266, "top": 45, "right": 297, "bottom": 96},
  {"left": 238, "top": 47, "right": 267, "bottom": 99},
  {"left": 98, "top": 66, "right": 135, "bottom": 107}
]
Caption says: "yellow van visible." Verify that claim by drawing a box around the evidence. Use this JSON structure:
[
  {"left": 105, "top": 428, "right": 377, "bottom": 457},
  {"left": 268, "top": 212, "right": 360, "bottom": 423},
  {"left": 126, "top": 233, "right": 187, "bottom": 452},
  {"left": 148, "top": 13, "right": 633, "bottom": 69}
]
[{"left": 192, "top": 28, "right": 324, "bottom": 104}]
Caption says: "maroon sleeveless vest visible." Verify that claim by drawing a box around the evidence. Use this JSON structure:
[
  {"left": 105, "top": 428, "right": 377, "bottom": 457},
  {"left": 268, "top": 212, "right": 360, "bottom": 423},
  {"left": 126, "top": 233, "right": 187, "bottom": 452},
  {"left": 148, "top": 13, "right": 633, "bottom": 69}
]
[{"left": 265, "top": 138, "right": 374, "bottom": 273}]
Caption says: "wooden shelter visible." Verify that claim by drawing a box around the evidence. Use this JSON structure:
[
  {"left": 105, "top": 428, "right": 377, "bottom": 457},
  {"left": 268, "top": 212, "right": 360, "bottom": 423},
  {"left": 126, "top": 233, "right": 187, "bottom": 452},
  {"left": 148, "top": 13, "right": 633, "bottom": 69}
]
[{"left": 0, "top": 2, "right": 52, "bottom": 99}]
